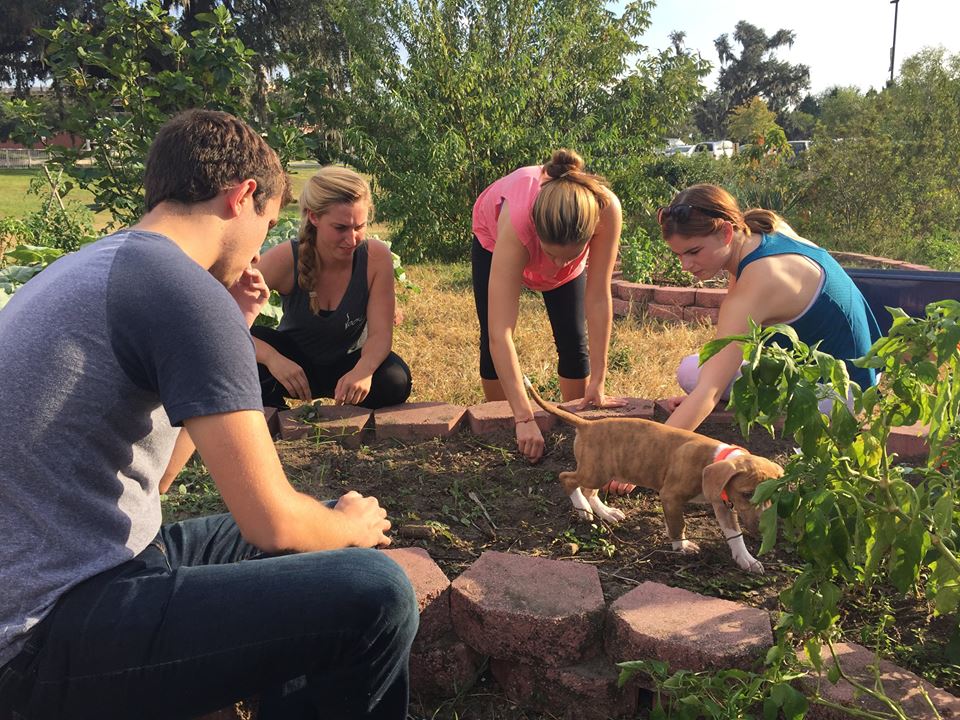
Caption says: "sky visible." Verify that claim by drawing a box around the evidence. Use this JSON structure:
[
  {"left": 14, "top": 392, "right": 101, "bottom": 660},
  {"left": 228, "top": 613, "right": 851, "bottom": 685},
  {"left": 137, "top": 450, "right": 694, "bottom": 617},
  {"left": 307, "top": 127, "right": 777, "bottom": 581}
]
[{"left": 612, "top": 0, "right": 960, "bottom": 95}]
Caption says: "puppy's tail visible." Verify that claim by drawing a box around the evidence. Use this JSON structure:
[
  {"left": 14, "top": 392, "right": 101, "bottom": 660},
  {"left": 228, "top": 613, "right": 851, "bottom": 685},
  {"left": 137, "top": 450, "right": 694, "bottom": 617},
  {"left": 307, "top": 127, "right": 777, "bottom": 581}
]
[{"left": 523, "top": 376, "right": 589, "bottom": 428}]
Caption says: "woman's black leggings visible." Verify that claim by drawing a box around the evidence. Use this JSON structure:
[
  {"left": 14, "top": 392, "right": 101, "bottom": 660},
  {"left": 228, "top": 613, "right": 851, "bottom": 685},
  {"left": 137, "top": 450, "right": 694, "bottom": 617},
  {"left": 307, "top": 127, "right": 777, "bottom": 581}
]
[
  {"left": 251, "top": 326, "right": 412, "bottom": 409},
  {"left": 471, "top": 236, "right": 589, "bottom": 381}
]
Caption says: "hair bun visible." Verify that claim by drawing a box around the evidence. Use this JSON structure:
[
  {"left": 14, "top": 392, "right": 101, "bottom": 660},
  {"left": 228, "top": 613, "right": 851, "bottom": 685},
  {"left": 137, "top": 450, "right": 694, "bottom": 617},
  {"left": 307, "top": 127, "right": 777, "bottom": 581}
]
[{"left": 544, "top": 148, "right": 585, "bottom": 180}]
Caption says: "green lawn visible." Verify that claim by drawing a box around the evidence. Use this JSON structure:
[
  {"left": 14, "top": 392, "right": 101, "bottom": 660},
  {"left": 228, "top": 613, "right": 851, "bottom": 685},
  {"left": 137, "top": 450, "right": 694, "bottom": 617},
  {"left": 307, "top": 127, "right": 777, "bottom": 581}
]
[
  {"left": 0, "top": 168, "right": 99, "bottom": 220},
  {"left": 0, "top": 165, "right": 321, "bottom": 229}
]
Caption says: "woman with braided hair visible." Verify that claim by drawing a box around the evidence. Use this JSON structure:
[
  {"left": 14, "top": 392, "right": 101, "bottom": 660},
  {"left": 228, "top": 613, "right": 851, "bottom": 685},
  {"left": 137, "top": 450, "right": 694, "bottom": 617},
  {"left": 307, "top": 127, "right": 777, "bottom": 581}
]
[
  {"left": 472, "top": 149, "right": 625, "bottom": 463},
  {"left": 252, "top": 165, "right": 412, "bottom": 409}
]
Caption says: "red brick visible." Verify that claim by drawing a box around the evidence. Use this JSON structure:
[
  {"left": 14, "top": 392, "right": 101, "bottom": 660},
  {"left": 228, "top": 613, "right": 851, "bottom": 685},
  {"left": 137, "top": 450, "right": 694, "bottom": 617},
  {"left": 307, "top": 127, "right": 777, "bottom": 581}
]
[
  {"left": 451, "top": 551, "right": 605, "bottom": 667},
  {"left": 799, "top": 642, "right": 960, "bottom": 720},
  {"left": 380, "top": 547, "right": 452, "bottom": 646},
  {"left": 683, "top": 305, "right": 720, "bottom": 325},
  {"left": 558, "top": 397, "right": 655, "bottom": 421},
  {"left": 374, "top": 402, "right": 466, "bottom": 441},
  {"left": 653, "top": 286, "right": 696, "bottom": 306},
  {"left": 410, "top": 631, "right": 483, "bottom": 698},
  {"left": 278, "top": 409, "right": 312, "bottom": 440},
  {"left": 654, "top": 398, "right": 675, "bottom": 420},
  {"left": 612, "top": 297, "right": 631, "bottom": 318},
  {"left": 615, "top": 281, "right": 655, "bottom": 303},
  {"left": 695, "top": 287, "right": 727, "bottom": 308},
  {"left": 645, "top": 303, "right": 685, "bottom": 322},
  {"left": 611, "top": 269, "right": 623, "bottom": 280},
  {"left": 305, "top": 404, "right": 372, "bottom": 448},
  {"left": 887, "top": 422, "right": 930, "bottom": 465},
  {"left": 466, "top": 401, "right": 555, "bottom": 436},
  {"left": 263, "top": 406, "right": 280, "bottom": 438},
  {"left": 605, "top": 582, "right": 772, "bottom": 672},
  {"left": 491, "top": 657, "right": 639, "bottom": 720}
]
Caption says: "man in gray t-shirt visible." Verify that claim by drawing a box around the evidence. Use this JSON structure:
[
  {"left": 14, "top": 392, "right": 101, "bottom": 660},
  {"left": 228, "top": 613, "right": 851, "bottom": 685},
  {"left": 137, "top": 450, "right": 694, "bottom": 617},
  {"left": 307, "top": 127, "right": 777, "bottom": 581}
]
[{"left": 0, "top": 110, "right": 416, "bottom": 720}]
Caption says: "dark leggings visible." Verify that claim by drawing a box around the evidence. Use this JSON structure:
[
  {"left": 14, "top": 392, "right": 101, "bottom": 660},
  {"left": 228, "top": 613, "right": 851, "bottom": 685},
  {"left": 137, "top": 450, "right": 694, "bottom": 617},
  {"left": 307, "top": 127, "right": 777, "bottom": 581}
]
[
  {"left": 471, "top": 236, "right": 589, "bottom": 381},
  {"left": 251, "top": 326, "right": 412, "bottom": 410}
]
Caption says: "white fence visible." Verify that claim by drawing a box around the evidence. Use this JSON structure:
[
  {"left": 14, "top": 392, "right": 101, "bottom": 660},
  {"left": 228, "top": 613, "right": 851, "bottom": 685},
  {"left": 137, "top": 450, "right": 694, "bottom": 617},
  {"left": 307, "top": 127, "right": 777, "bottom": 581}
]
[{"left": 0, "top": 148, "right": 50, "bottom": 168}]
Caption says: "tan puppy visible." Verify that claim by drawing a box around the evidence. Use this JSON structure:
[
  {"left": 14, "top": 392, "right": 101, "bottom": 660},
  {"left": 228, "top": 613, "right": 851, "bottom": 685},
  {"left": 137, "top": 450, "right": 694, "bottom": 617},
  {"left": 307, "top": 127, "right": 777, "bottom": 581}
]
[{"left": 524, "top": 378, "right": 783, "bottom": 574}]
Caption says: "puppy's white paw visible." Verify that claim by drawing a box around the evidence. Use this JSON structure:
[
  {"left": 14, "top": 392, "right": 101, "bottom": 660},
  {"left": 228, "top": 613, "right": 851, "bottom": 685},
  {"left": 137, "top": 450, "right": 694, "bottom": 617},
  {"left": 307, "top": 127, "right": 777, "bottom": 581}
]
[
  {"left": 603, "top": 506, "right": 626, "bottom": 523},
  {"left": 728, "top": 534, "right": 764, "bottom": 574},
  {"left": 574, "top": 507, "right": 596, "bottom": 521},
  {"left": 737, "top": 555, "right": 764, "bottom": 574},
  {"left": 587, "top": 496, "right": 625, "bottom": 524},
  {"left": 672, "top": 539, "right": 700, "bottom": 554}
]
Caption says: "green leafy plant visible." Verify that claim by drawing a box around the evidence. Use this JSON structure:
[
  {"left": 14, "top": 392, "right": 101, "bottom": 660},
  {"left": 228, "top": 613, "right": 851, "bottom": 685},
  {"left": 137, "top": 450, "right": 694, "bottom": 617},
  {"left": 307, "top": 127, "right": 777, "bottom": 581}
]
[
  {"left": 336, "top": 0, "right": 708, "bottom": 261},
  {"left": 617, "top": 658, "right": 808, "bottom": 720},
  {"left": 698, "top": 302, "right": 960, "bottom": 718},
  {"left": 5, "top": 0, "right": 259, "bottom": 229},
  {"left": 618, "top": 223, "right": 690, "bottom": 286},
  {"left": 0, "top": 204, "right": 96, "bottom": 254},
  {"left": 559, "top": 524, "right": 617, "bottom": 558},
  {"left": 0, "top": 244, "right": 67, "bottom": 309}
]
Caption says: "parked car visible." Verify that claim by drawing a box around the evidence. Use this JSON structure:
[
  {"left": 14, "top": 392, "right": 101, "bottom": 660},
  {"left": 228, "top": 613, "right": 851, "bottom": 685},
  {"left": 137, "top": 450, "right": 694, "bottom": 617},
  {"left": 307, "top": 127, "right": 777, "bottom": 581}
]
[
  {"left": 664, "top": 144, "right": 695, "bottom": 157},
  {"left": 788, "top": 140, "right": 811, "bottom": 154},
  {"left": 693, "top": 140, "right": 735, "bottom": 158}
]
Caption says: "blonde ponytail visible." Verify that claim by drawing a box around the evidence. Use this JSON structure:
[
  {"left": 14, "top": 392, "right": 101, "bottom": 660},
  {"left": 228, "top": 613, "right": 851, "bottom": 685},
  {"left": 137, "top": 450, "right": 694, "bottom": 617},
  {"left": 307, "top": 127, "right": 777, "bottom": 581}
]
[{"left": 534, "top": 148, "right": 610, "bottom": 247}]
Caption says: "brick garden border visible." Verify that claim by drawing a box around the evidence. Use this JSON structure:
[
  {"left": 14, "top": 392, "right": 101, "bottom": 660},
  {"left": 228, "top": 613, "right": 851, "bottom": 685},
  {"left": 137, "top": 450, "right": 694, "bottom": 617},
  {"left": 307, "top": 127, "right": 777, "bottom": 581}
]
[
  {"left": 610, "top": 251, "right": 936, "bottom": 326},
  {"left": 234, "top": 399, "right": 949, "bottom": 720}
]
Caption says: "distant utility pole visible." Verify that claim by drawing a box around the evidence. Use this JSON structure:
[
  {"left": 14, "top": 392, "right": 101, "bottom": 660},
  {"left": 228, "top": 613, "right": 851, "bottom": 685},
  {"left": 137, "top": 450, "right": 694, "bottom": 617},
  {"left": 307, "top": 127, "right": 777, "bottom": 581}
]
[{"left": 888, "top": 0, "right": 901, "bottom": 86}]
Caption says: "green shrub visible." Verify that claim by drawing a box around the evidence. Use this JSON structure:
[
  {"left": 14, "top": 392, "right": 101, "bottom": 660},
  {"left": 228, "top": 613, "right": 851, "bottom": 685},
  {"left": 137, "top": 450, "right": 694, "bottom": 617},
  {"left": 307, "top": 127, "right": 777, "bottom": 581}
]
[
  {"left": 618, "top": 223, "right": 689, "bottom": 286},
  {"left": 0, "top": 204, "right": 96, "bottom": 254}
]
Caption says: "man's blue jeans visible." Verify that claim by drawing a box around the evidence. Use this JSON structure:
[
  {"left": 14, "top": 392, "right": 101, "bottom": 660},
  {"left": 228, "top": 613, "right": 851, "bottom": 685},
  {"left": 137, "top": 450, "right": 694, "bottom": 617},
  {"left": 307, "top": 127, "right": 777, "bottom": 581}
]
[{"left": 1, "top": 513, "right": 418, "bottom": 719}]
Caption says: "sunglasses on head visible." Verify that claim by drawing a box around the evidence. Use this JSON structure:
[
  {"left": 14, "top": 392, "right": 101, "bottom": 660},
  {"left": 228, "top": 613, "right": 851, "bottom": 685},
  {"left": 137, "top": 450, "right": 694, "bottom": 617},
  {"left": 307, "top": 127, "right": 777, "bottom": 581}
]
[{"left": 656, "top": 204, "right": 727, "bottom": 225}]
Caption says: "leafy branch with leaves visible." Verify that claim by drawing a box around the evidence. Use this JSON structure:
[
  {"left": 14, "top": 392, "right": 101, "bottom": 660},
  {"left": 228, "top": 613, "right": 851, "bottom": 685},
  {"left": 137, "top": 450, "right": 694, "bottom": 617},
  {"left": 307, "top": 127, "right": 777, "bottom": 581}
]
[{"left": 700, "top": 303, "right": 958, "bottom": 717}]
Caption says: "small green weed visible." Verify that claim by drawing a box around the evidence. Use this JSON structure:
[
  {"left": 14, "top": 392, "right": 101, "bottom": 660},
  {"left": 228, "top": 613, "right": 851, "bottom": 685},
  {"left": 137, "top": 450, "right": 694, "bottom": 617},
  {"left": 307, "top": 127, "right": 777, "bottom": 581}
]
[
  {"left": 559, "top": 523, "right": 617, "bottom": 558},
  {"left": 160, "top": 457, "right": 224, "bottom": 520}
]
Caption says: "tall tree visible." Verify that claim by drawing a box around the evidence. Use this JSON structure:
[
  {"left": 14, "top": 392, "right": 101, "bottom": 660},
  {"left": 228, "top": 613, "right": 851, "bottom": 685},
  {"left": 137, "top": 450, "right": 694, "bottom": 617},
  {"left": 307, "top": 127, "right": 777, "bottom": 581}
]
[
  {"left": 0, "top": 0, "right": 103, "bottom": 96},
  {"left": 5, "top": 0, "right": 260, "bottom": 227},
  {"left": 696, "top": 20, "right": 809, "bottom": 137},
  {"left": 726, "top": 96, "right": 780, "bottom": 144},
  {"left": 334, "top": 0, "right": 708, "bottom": 261}
]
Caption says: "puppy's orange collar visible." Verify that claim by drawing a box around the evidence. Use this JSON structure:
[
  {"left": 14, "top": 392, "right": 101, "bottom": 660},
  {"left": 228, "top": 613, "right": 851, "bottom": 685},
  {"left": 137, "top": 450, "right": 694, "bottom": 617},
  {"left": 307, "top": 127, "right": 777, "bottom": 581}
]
[{"left": 713, "top": 444, "right": 747, "bottom": 504}]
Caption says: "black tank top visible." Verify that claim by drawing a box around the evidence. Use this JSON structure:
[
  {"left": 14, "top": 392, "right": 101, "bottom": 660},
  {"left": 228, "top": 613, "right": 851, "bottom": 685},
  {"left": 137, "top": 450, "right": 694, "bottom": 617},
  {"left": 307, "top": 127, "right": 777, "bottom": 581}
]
[{"left": 277, "top": 240, "right": 369, "bottom": 364}]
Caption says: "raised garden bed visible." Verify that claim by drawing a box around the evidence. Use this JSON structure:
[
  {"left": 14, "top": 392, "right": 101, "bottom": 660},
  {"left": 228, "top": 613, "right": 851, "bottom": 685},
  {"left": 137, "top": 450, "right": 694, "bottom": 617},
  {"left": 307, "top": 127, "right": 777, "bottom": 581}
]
[{"left": 614, "top": 252, "right": 960, "bottom": 335}]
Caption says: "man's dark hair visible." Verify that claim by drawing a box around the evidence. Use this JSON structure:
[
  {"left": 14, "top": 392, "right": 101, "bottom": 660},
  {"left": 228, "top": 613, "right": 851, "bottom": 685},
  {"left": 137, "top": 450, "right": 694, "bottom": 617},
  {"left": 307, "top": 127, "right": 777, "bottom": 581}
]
[{"left": 144, "top": 109, "right": 292, "bottom": 213}]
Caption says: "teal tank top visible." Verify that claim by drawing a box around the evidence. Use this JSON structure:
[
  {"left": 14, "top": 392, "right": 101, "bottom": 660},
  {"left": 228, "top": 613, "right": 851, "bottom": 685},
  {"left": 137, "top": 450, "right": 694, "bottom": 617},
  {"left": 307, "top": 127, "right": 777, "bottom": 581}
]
[{"left": 737, "top": 232, "right": 881, "bottom": 388}]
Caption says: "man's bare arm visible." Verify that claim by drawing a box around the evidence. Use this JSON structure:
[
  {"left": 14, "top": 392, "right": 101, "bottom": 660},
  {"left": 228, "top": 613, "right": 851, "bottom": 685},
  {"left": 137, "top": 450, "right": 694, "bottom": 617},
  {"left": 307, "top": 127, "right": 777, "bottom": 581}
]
[{"left": 183, "top": 410, "right": 391, "bottom": 552}]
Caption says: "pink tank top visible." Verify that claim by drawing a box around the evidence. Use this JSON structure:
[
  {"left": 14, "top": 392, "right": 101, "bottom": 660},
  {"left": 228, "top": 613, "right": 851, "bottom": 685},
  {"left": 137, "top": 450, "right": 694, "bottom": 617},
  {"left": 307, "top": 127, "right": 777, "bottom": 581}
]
[{"left": 472, "top": 165, "right": 588, "bottom": 292}]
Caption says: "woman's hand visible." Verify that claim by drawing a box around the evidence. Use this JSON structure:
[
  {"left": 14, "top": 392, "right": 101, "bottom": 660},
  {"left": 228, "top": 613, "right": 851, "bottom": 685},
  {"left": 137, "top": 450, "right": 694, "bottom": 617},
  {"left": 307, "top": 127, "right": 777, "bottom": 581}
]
[
  {"left": 229, "top": 266, "right": 270, "bottom": 327},
  {"left": 663, "top": 396, "right": 685, "bottom": 413},
  {"left": 579, "top": 379, "right": 628, "bottom": 410},
  {"left": 335, "top": 367, "right": 373, "bottom": 406},
  {"left": 265, "top": 353, "right": 312, "bottom": 401},
  {"left": 515, "top": 419, "right": 545, "bottom": 463},
  {"left": 334, "top": 490, "right": 392, "bottom": 547}
]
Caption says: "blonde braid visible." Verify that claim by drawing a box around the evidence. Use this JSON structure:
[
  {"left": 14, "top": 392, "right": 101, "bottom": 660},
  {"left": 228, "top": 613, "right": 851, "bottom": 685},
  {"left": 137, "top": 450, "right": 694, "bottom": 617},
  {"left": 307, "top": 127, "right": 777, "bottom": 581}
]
[{"left": 297, "top": 218, "right": 323, "bottom": 314}]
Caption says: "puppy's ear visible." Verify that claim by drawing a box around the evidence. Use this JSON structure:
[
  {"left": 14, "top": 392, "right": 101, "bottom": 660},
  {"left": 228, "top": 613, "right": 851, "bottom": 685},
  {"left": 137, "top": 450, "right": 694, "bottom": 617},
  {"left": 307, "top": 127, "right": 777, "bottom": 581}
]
[{"left": 702, "top": 460, "right": 738, "bottom": 504}]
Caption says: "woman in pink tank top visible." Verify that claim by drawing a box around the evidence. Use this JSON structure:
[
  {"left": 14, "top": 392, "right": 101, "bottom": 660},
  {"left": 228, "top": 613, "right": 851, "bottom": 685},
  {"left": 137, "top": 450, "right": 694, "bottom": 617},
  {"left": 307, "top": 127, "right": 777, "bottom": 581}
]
[{"left": 471, "top": 149, "right": 624, "bottom": 462}]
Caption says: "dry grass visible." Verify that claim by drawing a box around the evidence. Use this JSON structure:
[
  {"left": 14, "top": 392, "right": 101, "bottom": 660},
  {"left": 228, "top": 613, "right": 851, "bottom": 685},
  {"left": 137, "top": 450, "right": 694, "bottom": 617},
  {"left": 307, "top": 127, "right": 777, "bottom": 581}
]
[{"left": 392, "top": 263, "right": 714, "bottom": 405}]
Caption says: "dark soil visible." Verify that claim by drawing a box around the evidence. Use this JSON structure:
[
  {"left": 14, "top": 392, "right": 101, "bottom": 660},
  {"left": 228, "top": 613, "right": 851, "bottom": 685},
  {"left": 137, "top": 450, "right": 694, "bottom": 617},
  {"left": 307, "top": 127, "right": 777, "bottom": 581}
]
[{"left": 269, "top": 410, "right": 959, "bottom": 718}]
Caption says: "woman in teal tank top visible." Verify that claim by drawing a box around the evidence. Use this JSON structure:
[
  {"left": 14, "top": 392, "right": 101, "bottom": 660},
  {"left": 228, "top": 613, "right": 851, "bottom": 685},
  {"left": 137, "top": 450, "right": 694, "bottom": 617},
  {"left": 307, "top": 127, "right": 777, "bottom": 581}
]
[{"left": 607, "top": 183, "right": 881, "bottom": 494}]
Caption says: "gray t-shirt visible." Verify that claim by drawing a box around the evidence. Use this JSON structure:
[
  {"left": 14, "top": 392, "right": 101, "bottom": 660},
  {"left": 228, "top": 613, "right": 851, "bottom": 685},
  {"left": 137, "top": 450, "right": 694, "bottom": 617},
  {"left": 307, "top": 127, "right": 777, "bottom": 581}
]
[{"left": 0, "top": 230, "right": 263, "bottom": 666}]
